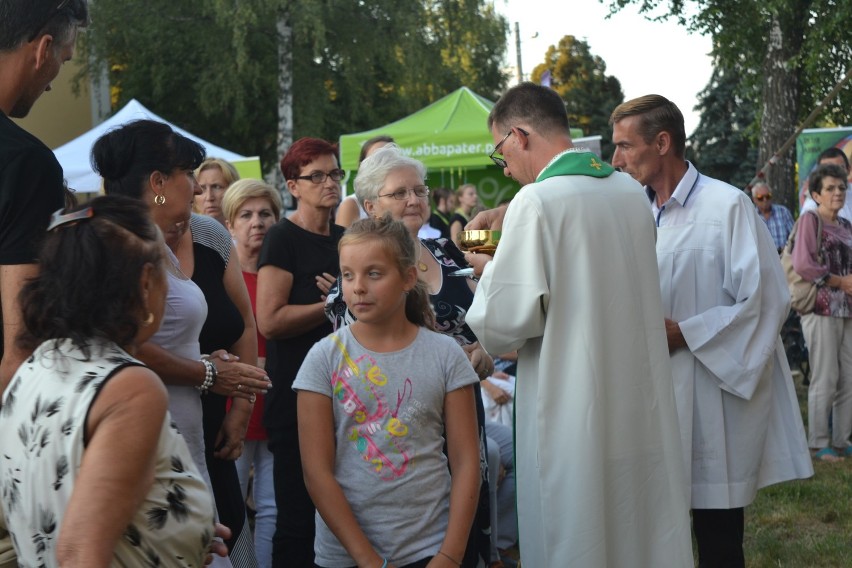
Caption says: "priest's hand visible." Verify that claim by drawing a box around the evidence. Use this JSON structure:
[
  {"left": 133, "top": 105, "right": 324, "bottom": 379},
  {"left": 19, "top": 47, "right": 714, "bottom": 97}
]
[
  {"left": 464, "top": 252, "right": 492, "bottom": 278},
  {"left": 664, "top": 318, "right": 688, "bottom": 352},
  {"left": 466, "top": 204, "right": 508, "bottom": 231}
]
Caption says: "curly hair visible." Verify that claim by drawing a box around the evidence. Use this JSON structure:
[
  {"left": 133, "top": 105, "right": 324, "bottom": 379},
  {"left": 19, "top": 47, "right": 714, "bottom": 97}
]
[
  {"left": 809, "top": 163, "right": 849, "bottom": 198},
  {"left": 18, "top": 195, "right": 164, "bottom": 358},
  {"left": 340, "top": 215, "right": 435, "bottom": 330}
]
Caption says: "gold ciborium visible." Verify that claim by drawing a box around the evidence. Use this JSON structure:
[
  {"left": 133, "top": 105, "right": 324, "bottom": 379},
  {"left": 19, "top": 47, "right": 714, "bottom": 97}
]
[{"left": 457, "top": 230, "right": 501, "bottom": 255}]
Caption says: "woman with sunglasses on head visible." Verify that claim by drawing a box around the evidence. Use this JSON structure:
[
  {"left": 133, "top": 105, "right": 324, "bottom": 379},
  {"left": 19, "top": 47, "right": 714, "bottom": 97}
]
[
  {"left": 0, "top": 196, "right": 220, "bottom": 568},
  {"left": 325, "top": 144, "right": 498, "bottom": 568},
  {"left": 256, "top": 137, "right": 344, "bottom": 567},
  {"left": 92, "top": 119, "right": 271, "bottom": 567}
]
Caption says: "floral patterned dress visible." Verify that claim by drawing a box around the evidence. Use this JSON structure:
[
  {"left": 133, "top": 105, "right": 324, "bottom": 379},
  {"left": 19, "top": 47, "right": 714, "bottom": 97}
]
[{"left": 0, "top": 339, "right": 214, "bottom": 568}]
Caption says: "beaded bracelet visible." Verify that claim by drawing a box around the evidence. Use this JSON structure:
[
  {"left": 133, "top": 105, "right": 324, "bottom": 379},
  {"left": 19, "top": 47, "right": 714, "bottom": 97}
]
[{"left": 197, "top": 358, "right": 217, "bottom": 393}]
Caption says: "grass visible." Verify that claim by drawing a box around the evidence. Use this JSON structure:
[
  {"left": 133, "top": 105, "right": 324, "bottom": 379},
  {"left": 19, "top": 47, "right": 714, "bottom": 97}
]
[{"left": 742, "top": 374, "right": 852, "bottom": 567}]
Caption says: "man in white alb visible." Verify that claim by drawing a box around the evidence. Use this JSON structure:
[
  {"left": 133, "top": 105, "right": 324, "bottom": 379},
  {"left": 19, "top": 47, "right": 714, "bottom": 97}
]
[
  {"left": 465, "top": 82, "right": 693, "bottom": 568},
  {"left": 610, "top": 94, "right": 813, "bottom": 568}
]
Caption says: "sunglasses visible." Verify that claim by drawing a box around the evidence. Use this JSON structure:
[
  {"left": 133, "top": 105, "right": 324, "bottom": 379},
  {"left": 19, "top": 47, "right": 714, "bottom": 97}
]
[{"left": 754, "top": 194, "right": 772, "bottom": 202}]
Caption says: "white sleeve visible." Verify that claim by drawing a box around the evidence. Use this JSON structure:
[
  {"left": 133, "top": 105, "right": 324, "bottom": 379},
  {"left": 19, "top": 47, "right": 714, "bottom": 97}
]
[
  {"left": 678, "top": 199, "right": 791, "bottom": 400},
  {"left": 467, "top": 192, "right": 549, "bottom": 356}
]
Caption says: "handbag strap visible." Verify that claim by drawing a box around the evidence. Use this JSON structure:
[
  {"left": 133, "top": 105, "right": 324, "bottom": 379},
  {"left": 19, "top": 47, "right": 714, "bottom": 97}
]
[
  {"left": 787, "top": 210, "right": 823, "bottom": 253},
  {"left": 809, "top": 210, "right": 824, "bottom": 262}
]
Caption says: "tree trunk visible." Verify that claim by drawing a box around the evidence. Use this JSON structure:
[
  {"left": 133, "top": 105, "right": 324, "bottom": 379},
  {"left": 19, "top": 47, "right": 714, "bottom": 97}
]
[
  {"left": 273, "top": 11, "right": 294, "bottom": 208},
  {"left": 758, "top": 14, "right": 799, "bottom": 212}
]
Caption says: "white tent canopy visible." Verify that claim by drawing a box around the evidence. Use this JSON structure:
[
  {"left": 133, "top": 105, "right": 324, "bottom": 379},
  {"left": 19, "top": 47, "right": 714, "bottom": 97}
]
[{"left": 54, "top": 99, "right": 249, "bottom": 193}]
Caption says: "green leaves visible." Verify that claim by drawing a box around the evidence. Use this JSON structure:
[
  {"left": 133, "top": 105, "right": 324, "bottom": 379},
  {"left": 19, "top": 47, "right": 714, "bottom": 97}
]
[
  {"left": 81, "top": 0, "right": 509, "bottom": 172},
  {"left": 530, "top": 35, "right": 624, "bottom": 160}
]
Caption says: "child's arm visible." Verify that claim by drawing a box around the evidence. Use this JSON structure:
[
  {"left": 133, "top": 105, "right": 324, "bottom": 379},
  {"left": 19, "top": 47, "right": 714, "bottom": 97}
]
[
  {"left": 430, "top": 384, "right": 480, "bottom": 567},
  {"left": 298, "top": 390, "right": 389, "bottom": 568}
]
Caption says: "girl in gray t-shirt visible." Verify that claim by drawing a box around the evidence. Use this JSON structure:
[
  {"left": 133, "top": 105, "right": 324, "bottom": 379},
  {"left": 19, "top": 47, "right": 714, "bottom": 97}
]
[{"left": 294, "top": 217, "right": 480, "bottom": 568}]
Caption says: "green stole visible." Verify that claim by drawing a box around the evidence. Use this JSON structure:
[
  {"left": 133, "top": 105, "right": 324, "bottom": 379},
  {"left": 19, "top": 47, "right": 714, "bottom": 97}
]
[{"left": 536, "top": 149, "right": 614, "bottom": 183}]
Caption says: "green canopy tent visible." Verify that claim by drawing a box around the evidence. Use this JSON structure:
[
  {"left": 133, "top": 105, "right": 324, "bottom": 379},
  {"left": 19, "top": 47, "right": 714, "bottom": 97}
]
[{"left": 339, "top": 86, "right": 589, "bottom": 206}]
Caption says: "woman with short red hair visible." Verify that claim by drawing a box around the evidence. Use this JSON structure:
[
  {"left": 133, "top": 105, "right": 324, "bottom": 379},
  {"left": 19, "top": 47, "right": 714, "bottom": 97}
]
[{"left": 256, "top": 138, "right": 343, "bottom": 567}]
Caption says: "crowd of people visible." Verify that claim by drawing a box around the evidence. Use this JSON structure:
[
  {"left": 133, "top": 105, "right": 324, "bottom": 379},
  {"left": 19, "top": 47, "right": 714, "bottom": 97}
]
[{"left": 2, "top": 1, "right": 852, "bottom": 568}]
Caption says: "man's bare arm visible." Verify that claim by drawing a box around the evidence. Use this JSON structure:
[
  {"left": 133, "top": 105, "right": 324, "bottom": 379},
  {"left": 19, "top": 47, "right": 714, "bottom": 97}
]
[{"left": 0, "top": 263, "right": 38, "bottom": 393}]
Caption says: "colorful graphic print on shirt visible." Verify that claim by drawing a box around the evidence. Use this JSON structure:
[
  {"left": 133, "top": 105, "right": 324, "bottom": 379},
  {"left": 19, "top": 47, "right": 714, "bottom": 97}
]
[{"left": 330, "top": 335, "right": 427, "bottom": 481}]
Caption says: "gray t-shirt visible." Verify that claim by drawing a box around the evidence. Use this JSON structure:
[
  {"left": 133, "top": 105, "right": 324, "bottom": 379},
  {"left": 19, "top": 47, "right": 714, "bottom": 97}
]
[{"left": 293, "top": 326, "right": 479, "bottom": 567}]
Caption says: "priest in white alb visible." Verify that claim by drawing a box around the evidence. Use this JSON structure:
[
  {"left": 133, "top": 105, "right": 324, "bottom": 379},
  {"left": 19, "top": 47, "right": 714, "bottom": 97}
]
[{"left": 465, "top": 83, "right": 693, "bottom": 568}]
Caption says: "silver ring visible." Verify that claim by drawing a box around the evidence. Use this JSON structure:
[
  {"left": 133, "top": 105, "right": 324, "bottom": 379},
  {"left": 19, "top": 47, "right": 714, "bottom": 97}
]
[{"left": 236, "top": 384, "right": 242, "bottom": 391}]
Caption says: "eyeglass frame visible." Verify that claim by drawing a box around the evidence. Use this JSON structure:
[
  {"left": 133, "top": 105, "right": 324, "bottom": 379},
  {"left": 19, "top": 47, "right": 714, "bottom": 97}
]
[
  {"left": 753, "top": 193, "right": 772, "bottom": 202},
  {"left": 377, "top": 185, "right": 430, "bottom": 201},
  {"left": 489, "top": 127, "right": 529, "bottom": 168},
  {"left": 28, "top": 0, "right": 72, "bottom": 43},
  {"left": 292, "top": 169, "right": 346, "bottom": 184}
]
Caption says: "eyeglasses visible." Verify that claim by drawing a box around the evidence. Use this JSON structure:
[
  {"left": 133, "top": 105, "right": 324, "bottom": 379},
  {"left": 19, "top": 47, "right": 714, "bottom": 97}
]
[
  {"left": 378, "top": 185, "right": 430, "bottom": 201},
  {"left": 28, "top": 0, "right": 71, "bottom": 43},
  {"left": 47, "top": 205, "right": 93, "bottom": 232},
  {"left": 489, "top": 128, "right": 528, "bottom": 168},
  {"left": 754, "top": 194, "right": 772, "bottom": 202},
  {"left": 293, "top": 169, "right": 345, "bottom": 184}
]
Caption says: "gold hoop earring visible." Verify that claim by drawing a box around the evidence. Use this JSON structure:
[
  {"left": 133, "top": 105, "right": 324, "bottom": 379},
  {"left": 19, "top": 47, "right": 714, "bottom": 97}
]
[
  {"left": 153, "top": 194, "right": 166, "bottom": 206},
  {"left": 141, "top": 312, "right": 155, "bottom": 327}
]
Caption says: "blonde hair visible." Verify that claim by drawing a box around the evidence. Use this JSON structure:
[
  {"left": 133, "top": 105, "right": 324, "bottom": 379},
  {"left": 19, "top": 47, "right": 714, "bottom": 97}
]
[
  {"left": 195, "top": 157, "right": 240, "bottom": 186},
  {"left": 340, "top": 215, "right": 435, "bottom": 330},
  {"left": 222, "top": 178, "right": 283, "bottom": 225}
]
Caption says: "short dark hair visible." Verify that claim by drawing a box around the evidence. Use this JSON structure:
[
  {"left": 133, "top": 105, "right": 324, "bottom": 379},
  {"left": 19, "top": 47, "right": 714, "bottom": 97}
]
[
  {"left": 18, "top": 195, "right": 164, "bottom": 358},
  {"left": 359, "top": 135, "right": 395, "bottom": 164},
  {"left": 817, "top": 147, "right": 850, "bottom": 171},
  {"left": 488, "top": 82, "right": 571, "bottom": 137},
  {"left": 0, "top": 0, "right": 89, "bottom": 51},
  {"left": 280, "top": 137, "right": 339, "bottom": 181},
  {"left": 609, "top": 95, "right": 687, "bottom": 159},
  {"left": 92, "top": 120, "right": 206, "bottom": 200},
  {"left": 809, "top": 163, "right": 848, "bottom": 198}
]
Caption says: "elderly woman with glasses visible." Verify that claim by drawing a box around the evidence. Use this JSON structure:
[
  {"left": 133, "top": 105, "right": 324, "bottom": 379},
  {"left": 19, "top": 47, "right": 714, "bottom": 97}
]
[
  {"left": 325, "top": 144, "right": 497, "bottom": 567},
  {"left": 255, "top": 137, "right": 344, "bottom": 567},
  {"left": 792, "top": 163, "right": 852, "bottom": 462}
]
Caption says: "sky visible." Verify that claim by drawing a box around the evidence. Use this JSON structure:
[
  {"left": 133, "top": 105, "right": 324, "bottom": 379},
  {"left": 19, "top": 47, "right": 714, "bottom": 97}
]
[{"left": 496, "top": 0, "right": 715, "bottom": 136}]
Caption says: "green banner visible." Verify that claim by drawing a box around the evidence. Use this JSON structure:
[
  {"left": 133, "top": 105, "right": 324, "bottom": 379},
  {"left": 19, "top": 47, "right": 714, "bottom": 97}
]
[{"left": 796, "top": 127, "right": 852, "bottom": 207}]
